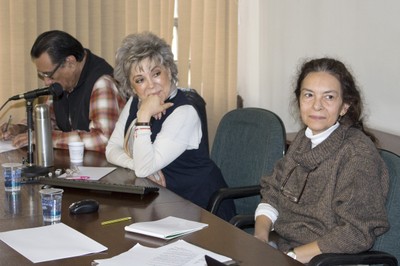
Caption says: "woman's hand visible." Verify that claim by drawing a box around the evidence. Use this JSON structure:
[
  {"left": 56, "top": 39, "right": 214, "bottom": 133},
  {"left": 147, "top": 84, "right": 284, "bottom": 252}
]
[
  {"left": 290, "top": 241, "right": 322, "bottom": 264},
  {"left": 137, "top": 94, "right": 173, "bottom": 122},
  {"left": 147, "top": 170, "right": 166, "bottom": 187},
  {"left": 254, "top": 215, "right": 273, "bottom": 243}
]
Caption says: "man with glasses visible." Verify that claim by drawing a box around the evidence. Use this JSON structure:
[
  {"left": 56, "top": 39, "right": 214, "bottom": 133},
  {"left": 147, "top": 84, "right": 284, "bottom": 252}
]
[
  {"left": 0, "top": 30, "right": 126, "bottom": 152},
  {"left": 37, "top": 59, "right": 64, "bottom": 80}
]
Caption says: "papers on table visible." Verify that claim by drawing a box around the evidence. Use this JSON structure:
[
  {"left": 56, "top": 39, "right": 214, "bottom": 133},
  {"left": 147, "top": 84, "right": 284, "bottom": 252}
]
[
  {"left": 59, "top": 166, "right": 116, "bottom": 180},
  {"left": 93, "top": 239, "right": 231, "bottom": 266},
  {"left": 124, "top": 216, "right": 208, "bottom": 240},
  {"left": 0, "top": 223, "right": 107, "bottom": 263},
  {"left": 0, "top": 140, "right": 19, "bottom": 153},
  {"left": 0, "top": 217, "right": 229, "bottom": 265}
]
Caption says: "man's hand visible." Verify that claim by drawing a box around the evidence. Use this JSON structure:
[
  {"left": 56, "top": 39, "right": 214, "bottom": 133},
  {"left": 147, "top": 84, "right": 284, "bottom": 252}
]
[
  {"left": 0, "top": 124, "right": 27, "bottom": 141},
  {"left": 12, "top": 133, "right": 29, "bottom": 148}
]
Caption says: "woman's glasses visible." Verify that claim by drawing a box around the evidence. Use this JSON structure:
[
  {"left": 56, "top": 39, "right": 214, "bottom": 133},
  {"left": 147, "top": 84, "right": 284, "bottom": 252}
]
[
  {"left": 280, "top": 164, "right": 316, "bottom": 203},
  {"left": 37, "top": 60, "right": 64, "bottom": 80}
]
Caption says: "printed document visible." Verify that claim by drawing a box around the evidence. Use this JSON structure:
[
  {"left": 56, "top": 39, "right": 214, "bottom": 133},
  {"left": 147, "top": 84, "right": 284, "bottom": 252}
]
[
  {"left": 93, "top": 239, "right": 231, "bottom": 266},
  {"left": 59, "top": 166, "right": 116, "bottom": 180},
  {"left": 124, "top": 216, "right": 208, "bottom": 240}
]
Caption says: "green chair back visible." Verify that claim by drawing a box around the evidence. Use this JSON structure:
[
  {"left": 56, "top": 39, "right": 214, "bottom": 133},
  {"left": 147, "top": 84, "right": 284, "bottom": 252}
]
[
  {"left": 210, "top": 107, "right": 286, "bottom": 217},
  {"left": 374, "top": 149, "right": 400, "bottom": 262}
]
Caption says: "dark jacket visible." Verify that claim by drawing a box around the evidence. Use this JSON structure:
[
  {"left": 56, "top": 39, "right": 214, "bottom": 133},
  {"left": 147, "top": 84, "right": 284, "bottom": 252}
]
[{"left": 53, "top": 49, "right": 113, "bottom": 132}]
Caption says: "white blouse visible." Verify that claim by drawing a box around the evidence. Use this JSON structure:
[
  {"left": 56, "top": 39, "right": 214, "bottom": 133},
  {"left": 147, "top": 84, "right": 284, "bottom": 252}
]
[{"left": 105, "top": 96, "right": 202, "bottom": 178}]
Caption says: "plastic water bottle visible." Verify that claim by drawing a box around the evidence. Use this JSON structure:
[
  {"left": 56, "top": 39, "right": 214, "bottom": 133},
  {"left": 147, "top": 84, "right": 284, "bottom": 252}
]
[{"left": 34, "top": 104, "right": 54, "bottom": 167}]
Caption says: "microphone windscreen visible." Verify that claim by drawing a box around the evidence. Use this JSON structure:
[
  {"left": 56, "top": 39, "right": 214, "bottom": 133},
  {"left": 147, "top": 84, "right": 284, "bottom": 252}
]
[{"left": 50, "top": 83, "right": 63, "bottom": 97}]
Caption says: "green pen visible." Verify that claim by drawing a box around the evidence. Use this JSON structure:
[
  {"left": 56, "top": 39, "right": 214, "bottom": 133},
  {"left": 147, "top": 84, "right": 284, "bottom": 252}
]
[{"left": 101, "top": 216, "right": 132, "bottom": 226}]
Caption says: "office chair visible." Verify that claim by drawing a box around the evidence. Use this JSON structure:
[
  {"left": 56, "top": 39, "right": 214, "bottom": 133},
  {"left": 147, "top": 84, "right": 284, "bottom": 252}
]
[
  {"left": 309, "top": 149, "right": 400, "bottom": 266},
  {"left": 207, "top": 107, "right": 286, "bottom": 228}
]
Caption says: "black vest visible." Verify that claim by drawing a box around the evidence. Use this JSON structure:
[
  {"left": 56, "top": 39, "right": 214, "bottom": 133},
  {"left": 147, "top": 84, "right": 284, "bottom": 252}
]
[
  {"left": 124, "top": 89, "right": 234, "bottom": 220},
  {"left": 52, "top": 49, "right": 113, "bottom": 132}
]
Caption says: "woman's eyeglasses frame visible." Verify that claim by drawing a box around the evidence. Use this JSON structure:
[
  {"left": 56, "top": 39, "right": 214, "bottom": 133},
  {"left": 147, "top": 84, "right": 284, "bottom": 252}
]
[{"left": 280, "top": 164, "right": 316, "bottom": 203}]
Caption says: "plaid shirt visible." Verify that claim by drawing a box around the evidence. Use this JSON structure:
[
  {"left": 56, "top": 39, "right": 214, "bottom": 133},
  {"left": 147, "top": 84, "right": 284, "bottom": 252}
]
[{"left": 46, "top": 75, "right": 126, "bottom": 152}]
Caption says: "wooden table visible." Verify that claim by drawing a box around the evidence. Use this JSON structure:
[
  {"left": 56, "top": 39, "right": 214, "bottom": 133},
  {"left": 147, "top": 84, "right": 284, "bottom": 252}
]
[{"left": 0, "top": 149, "right": 303, "bottom": 265}]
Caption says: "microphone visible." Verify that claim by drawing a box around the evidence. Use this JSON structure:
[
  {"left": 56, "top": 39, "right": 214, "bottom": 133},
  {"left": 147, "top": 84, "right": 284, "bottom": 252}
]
[{"left": 9, "top": 83, "right": 63, "bottom": 101}]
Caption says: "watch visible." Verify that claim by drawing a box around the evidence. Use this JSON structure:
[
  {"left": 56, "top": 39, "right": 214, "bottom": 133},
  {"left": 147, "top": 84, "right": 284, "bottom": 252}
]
[
  {"left": 135, "top": 122, "right": 151, "bottom": 126},
  {"left": 286, "top": 249, "right": 297, "bottom": 260}
]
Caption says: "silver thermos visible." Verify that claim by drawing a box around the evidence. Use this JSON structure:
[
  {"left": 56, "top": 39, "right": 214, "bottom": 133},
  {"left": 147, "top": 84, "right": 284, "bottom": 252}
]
[{"left": 34, "top": 104, "right": 54, "bottom": 167}]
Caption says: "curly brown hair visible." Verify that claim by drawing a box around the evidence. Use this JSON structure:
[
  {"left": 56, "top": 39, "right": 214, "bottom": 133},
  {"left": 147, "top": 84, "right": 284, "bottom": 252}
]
[{"left": 293, "top": 57, "right": 376, "bottom": 143}]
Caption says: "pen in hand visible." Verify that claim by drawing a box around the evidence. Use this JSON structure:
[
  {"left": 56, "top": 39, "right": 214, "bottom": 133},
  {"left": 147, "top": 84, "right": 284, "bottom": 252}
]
[{"left": 4, "top": 115, "right": 12, "bottom": 132}]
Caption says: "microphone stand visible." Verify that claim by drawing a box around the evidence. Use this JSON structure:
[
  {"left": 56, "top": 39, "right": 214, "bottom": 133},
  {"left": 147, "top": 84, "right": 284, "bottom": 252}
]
[
  {"left": 22, "top": 98, "right": 48, "bottom": 178},
  {"left": 26, "top": 98, "right": 34, "bottom": 164},
  {"left": 2, "top": 83, "right": 62, "bottom": 178}
]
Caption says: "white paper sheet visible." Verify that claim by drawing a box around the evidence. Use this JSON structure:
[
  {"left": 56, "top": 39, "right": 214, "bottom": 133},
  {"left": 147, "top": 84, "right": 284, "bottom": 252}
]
[
  {"left": 0, "top": 140, "right": 19, "bottom": 153},
  {"left": 93, "top": 239, "right": 231, "bottom": 266},
  {"left": 59, "top": 166, "right": 116, "bottom": 180},
  {"left": 0, "top": 223, "right": 107, "bottom": 263},
  {"left": 125, "top": 216, "right": 208, "bottom": 240}
]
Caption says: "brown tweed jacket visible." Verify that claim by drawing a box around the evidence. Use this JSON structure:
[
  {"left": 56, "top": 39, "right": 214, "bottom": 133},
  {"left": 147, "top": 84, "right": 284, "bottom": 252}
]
[{"left": 261, "top": 124, "right": 389, "bottom": 253}]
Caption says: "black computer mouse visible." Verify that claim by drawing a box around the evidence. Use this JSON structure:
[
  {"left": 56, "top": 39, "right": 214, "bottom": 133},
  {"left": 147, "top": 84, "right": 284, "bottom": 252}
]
[{"left": 69, "top": 199, "right": 99, "bottom": 215}]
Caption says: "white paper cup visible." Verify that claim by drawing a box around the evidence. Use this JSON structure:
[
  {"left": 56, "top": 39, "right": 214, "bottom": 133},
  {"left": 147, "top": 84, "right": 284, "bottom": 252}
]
[{"left": 68, "top": 142, "right": 85, "bottom": 163}]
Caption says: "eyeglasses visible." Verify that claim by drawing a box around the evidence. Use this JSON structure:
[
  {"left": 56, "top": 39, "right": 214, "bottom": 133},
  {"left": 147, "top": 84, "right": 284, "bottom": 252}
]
[
  {"left": 280, "top": 164, "right": 316, "bottom": 203},
  {"left": 37, "top": 60, "right": 64, "bottom": 80}
]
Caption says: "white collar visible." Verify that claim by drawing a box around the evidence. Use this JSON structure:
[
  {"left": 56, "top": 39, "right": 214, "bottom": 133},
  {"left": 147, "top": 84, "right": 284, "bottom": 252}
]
[
  {"left": 168, "top": 86, "right": 178, "bottom": 99},
  {"left": 305, "top": 122, "right": 340, "bottom": 148}
]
